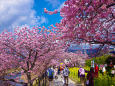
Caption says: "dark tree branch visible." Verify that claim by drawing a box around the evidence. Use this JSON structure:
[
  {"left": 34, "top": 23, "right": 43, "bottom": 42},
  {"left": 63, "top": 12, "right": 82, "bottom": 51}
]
[
  {"left": 106, "top": 3, "right": 115, "bottom": 8},
  {"left": 26, "top": 49, "right": 32, "bottom": 71},
  {"left": 77, "top": 37, "right": 115, "bottom": 46},
  {"left": 4, "top": 44, "right": 26, "bottom": 58},
  {"left": 30, "top": 51, "right": 38, "bottom": 70},
  {"left": 94, "top": 44, "right": 104, "bottom": 57}
]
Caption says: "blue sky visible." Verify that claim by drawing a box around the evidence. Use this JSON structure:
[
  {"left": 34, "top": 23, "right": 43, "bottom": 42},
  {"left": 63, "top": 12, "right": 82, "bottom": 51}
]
[
  {"left": 33, "top": 0, "right": 66, "bottom": 26},
  {"left": 0, "top": 0, "right": 66, "bottom": 32}
]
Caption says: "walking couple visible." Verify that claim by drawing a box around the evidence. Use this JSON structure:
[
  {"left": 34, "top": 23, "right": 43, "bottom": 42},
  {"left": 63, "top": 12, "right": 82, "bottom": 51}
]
[{"left": 47, "top": 65, "right": 70, "bottom": 86}]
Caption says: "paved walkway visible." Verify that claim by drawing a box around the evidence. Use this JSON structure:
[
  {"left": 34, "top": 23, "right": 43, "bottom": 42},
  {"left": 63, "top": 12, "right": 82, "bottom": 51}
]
[{"left": 53, "top": 75, "right": 77, "bottom": 86}]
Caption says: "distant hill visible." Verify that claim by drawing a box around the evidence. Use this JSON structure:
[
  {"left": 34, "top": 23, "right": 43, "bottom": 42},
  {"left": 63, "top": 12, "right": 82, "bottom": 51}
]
[
  {"left": 67, "top": 48, "right": 98, "bottom": 57},
  {"left": 67, "top": 44, "right": 115, "bottom": 57}
]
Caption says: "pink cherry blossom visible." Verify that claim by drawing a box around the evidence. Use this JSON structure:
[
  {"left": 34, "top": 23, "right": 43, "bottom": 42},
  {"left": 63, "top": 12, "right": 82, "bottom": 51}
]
[
  {"left": 0, "top": 26, "right": 67, "bottom": 85},
  {"left": 44, "top": 0, "right": 115, "bottom": 46}
]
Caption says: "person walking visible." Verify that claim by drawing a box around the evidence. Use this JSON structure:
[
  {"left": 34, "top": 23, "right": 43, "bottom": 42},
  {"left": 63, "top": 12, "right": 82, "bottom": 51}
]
[
  {"left": 63, "top": 65, "right": 70, "bottom": 86},
  {"left": 102, "top": 65, "right": 106, "bottom": 75},
  {"left": 78, "top": 67, "right": 85, "bottom": 86},
  {"left": 58, "top": 66, "right": 60, "bottom": 75},
  {"left": 86, "top": 67, "right": 95, "bottom": 86},
  {"left": 47, "top": 66, "right": 54, "bottom": 86},
  {"left": 54, "top": 66, "right": 58, "bottom": 79},
  {"left": 94, "top": 64, "right": 99, "bottom": 77}
]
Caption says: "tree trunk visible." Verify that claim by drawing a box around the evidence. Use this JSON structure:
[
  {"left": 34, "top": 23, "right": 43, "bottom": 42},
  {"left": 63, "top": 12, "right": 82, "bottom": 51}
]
[
  {"left": 26, "top": 72, "right": 32, "bottom": 86},
  {"left": 38, "top": 78, "right": 40, "bottom": 86},
  {"left": 44, "top": 74, "right": 47, "bottom": 86}
]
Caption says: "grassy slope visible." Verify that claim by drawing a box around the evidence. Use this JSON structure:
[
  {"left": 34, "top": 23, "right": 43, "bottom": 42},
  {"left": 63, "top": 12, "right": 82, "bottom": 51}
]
[
  {"left": 69, "top": 67, "right": 90, "bottom": 83},
  {"left": 69, "top": 67, "right": 115, "bottom": 86}
]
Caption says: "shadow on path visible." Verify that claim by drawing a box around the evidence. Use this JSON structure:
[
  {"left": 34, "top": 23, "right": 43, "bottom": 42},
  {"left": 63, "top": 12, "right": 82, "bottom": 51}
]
[{"left": 53, "top": 75, "right": 76, "bottom": 86}]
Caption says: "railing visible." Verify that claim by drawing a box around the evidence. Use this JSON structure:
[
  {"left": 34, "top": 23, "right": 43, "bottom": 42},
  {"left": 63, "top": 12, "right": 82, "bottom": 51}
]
[
  {"left": 31, "top": 72, "right": 48, "bottom": 86},
  {"left": 0, "top": 72, "right": 49, "bottom": 86}
]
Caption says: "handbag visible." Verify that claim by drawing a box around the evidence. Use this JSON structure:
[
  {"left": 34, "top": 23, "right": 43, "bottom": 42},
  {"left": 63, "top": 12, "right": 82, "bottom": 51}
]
[{"left": 86, "top": 80, "right": 89, "bottom": 85}]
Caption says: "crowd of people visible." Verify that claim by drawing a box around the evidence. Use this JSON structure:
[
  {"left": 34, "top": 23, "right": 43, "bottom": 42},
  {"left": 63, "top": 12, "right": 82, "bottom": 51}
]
[
  {"left": 46, "top": 60, "right": 114, "bottom": 86},
  {"left": 45, "top": 51, "right": 115, "bottom": 86},
  {"left": 78, "top": 61, "right": 114, "bottom": 86},
  {"left": 46, "top": 65, "right": 70, "bottom": 86},
  {"left": 77, "top": 51, "right": 115, "bottom": 86}
]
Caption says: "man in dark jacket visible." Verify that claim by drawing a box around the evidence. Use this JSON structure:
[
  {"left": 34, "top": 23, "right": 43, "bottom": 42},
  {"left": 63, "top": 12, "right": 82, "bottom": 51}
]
[{"left": 86, "top": 67, "right": 95, "bottom": 86}]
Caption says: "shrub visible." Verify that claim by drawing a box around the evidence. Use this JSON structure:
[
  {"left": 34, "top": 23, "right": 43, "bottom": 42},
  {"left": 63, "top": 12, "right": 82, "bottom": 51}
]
[{"left": 85, "top": 54, "right": 111, "bottom": 67}]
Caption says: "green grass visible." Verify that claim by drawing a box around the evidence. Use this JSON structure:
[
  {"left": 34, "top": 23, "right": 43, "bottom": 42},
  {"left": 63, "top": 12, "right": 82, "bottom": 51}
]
[
  {"left": 94, "top": 73, "right": 115, "bottom": 86},
  {"left": 69, "top": 67, "right": 115, "bottom": 86},
  {"left": 69, "top": 67, "right": 80, "bottom": 83},
  {"left": 85, "top": 54, "right": 111, "bottom": 67},
  {"left": 69, "top": 67, "right": 90, "bottom": 83}
]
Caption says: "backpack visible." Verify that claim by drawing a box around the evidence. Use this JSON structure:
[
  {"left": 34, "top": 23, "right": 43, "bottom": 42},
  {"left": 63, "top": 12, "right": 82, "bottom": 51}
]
[
  {"left": 63, "top": 67, "right": 69, "bottom": 76},
  {"left": 60, "top": 66, "right": 64, "bottom": 71},
  {"left": 47, "top": 68, "right": 54, "bottom": 77},
  {"left": 86, "top": 80, "right": 89, "bottom": 85}
]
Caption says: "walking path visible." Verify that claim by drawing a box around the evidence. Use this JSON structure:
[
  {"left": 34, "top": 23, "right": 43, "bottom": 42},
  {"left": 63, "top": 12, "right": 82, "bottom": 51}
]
[{"left": 53, "top": 75, "right": 82, "bottom": 86}]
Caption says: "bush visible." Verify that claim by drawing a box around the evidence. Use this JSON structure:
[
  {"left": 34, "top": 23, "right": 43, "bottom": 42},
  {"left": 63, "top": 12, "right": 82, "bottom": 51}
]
[
  {"left": 69, "top": 67, "right": 115, "bottom": 86},
  {"left": 85, "top": 54, "right": 111, "bottom": 67},
  {"left": 94, "top": 73, "right": 115, "bottom": 86},
  {"left": 69, "top": 67, "right": 90, "bottom": 83}
]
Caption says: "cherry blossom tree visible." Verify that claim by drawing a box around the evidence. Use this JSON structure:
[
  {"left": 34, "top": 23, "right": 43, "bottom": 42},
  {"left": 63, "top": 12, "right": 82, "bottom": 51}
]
[
  {"left": 65, "top": 51, "right": 88, "bottom": 66},
  {"left": 44, "top": 8, "right": 58, "bottom": 15},
  {"left": 45, "top": 0, "right": 115, "bottom": 46},
  {"left": 59, "top": 0, "right": 114, "bottom": 45},
  {"left": 44, "top": 0, "right": 115, "bottom": 56},
  {"left": 0, "top": 26, "right": 66, "bottom": 85}
]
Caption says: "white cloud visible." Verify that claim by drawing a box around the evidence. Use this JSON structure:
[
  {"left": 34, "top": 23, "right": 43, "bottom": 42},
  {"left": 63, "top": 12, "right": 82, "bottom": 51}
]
[
  {"left": 45, "top": 0, "right": 61, "bottom": 8},
  {"left": 57, "top": 2, "right": 66, "bottom": 11},
  {"left": 0, "top": 0, "right": 47, "bottom": 32}
]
